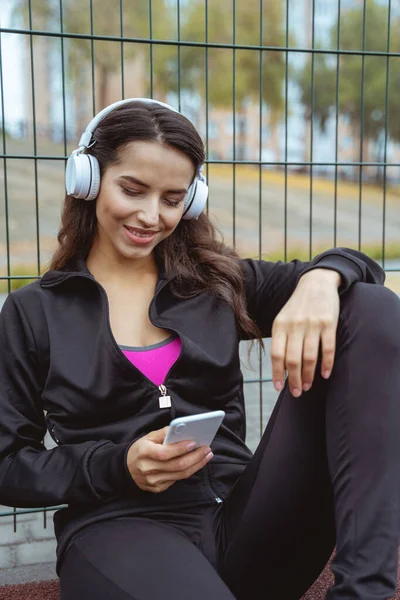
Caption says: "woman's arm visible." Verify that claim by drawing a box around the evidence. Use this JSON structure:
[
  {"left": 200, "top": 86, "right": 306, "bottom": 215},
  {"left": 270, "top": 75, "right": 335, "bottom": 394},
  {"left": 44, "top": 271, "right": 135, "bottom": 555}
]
[
  {"left": 242, "top": 247, "right": 385, "bottom": 398},
  {"left": 0, "top": 294, "right": 136, "bottom": 508},
  {"left": 241, "top": 246, "right": 385, "bottom": 339}
]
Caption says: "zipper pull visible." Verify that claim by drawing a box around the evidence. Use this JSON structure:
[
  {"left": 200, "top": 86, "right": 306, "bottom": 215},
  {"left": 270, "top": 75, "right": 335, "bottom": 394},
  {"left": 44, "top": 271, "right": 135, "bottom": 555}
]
[
  {"left": 158, "top": 384, "right": 171, "bottom": 409},
  {"left": 51, "top": 426, "right": 60, "bottom": 444}
]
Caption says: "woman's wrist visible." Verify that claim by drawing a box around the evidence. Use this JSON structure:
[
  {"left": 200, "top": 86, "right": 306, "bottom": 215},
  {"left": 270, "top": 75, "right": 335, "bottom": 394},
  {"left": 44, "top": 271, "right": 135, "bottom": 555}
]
[{"left": 298, "top": 268, "right": 342, "bottom": 289}]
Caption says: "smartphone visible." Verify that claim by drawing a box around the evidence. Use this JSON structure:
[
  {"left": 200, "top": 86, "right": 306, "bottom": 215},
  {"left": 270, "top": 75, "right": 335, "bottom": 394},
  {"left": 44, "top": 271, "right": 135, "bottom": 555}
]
[{"left": 163, "top": 410, "right": 225, "bottom": 449}]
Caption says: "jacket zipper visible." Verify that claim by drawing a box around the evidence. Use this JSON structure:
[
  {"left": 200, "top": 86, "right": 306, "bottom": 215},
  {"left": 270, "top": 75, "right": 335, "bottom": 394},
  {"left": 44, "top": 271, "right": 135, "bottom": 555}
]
[
  {"left": 94, "top": 277, "right": 184, "bottom": 416},
  {"left": 104, "top": 279, "right": 184, "bottom": 389},
  {"left": 50, "top": 425, "right": 61, "bottom": 445},
  {"left": 203, "top": 464, "right": 223, "bottom": 504},
  {"left": 84, "top": 275, "right": 184, "bottom": 391},
  {"left": 158, "top": 384, "right": 171, "bottom": 409},
  {"left": 147, "top": 289, "right": 184, "bottom": 385}
]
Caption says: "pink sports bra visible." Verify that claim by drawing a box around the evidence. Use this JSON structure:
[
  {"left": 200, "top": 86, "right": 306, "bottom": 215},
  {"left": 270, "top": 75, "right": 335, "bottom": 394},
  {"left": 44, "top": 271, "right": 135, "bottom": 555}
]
[{"left": 120, "top": 336, "right": 181, "bottom": 386}]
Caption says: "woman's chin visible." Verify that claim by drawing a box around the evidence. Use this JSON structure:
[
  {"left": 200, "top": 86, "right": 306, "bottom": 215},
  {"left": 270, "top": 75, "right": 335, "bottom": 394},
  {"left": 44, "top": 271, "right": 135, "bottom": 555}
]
[{"left": 117, "top": 241, "right": 157, "bottom": 261}]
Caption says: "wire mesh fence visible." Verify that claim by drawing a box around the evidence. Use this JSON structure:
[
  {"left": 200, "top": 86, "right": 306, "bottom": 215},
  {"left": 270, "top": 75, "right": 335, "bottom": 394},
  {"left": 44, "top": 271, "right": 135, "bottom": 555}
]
[{"left": 0, "top": 0, "right": 399, "bottom": 527}]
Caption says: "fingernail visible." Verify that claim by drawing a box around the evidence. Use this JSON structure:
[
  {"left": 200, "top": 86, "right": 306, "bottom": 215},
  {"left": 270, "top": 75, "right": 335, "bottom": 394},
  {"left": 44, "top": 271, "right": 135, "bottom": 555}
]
[
  {"left": 274, "top": 381, "right": 283, "bottom": 391},
  {"left": 206, "top": 452, "right": 214, "bottom": 461},
  {"left": 186, "top": 441, "right": 197, "bottom": 450},
  {"left": 303, "top": 383, "right": 311, "bottom": 392},
  {"left": 292, "top": 388, "right": 302, "bottom": 398},
  {"left": 323, "top": 371, "right": 331, "bottom": 379},
  {"left": 204, "top": 447, "right": 211, "bottom": 456}
]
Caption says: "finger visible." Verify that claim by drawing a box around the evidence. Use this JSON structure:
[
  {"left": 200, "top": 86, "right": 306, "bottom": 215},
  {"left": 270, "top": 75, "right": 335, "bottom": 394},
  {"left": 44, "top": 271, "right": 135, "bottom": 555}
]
[
  {"left": 285, "top": 330, "right": 305, "bottom": 397},
  {"left": 145, "top": 426, "right": 169, "bottom": 445},
  {"left": 320, "top": 326, "right": 337, "bottom": 379},
  {"left": 301, "top": 329, "right": 321, "bottom": 391},
  {"left": 140, "top": 480, "right": 175, "bottom": 494},
  {"left": 142, "top": 445, "right": 211, "bottom": 474},
  {"left": 271, "top": 321, "right": 288, "bottom": 392},
  {"left": 143, "top": 427, "right": 200, "bottom": 462},
  {"left": 160, "top": 445, "right": 212, "bottom": 473},
  {"left": 153, "top": 438, "right": 208, "bottom": 462},
  {"left": 148, "top": 451, "right": 214, "bottom": 486}
]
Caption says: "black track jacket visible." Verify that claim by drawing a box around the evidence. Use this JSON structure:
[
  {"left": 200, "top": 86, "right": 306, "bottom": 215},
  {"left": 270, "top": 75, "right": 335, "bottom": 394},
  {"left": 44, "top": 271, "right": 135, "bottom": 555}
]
[{"left": 0, "top": 247, "right": 385, "bottom": 569}]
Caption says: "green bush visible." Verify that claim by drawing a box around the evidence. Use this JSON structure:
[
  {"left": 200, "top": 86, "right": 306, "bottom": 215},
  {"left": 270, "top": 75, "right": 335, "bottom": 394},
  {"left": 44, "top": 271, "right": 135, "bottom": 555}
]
[
  {"left": 1, "top": 243, "right": 399, "bottom": 296},
  {"left": 0, "top": 265, "right": 41, "bottom": 294},
  {"left": 257, "top": 242, "right": 400, "bottom": 264}
]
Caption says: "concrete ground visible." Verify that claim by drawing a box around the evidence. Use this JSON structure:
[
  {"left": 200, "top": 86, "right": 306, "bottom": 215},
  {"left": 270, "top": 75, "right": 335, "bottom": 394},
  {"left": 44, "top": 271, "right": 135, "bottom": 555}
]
[{"left": 0, "top": 563, "right": 57, "bottom": 586}]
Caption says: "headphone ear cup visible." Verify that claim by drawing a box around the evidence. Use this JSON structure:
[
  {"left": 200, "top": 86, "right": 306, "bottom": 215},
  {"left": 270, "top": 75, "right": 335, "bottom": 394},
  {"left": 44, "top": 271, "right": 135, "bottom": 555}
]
[
  {"left": 65, "top": 153, "right": 100, "bottom": 200},
  {"left": 85, "top": 155, "right": 101, "bottom": 200},
  {"left": 182, "top": 178, "right": 208, "bottom": 220}
]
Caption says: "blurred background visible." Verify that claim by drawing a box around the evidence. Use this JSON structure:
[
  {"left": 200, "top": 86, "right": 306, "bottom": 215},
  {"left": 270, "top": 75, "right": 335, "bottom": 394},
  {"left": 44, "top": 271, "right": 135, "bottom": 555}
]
[
  {"left": 1, "top": 0, "right": 400, "bottom": 289},
  {"left": 0, "top": 0, "right": 400, "bottom": 582}
]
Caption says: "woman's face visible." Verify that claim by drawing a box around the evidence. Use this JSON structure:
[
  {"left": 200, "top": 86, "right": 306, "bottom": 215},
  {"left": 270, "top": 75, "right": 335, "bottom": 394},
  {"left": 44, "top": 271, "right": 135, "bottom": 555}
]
[{"left": 92, "top": 140, "right": 195, "bottom": 263}]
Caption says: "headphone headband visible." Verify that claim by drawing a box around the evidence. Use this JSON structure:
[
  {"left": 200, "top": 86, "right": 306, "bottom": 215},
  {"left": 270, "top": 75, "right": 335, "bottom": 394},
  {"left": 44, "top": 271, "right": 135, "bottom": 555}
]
[{"left": 77, "top": 98, "right": 180, "bottom": 150}]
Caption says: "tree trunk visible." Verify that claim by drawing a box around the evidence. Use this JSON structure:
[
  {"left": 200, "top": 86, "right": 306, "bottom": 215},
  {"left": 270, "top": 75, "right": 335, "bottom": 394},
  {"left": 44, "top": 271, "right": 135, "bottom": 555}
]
[
  {"left": 237, "top": 104, "right": 247, "bottom": 161},
  {"left": 362, "top": 135, "right": 369, "bottom": 165},
  {"left": 74, "top": 73, "right": 89, "bottom": 137},
  {"left": 374, "top": 134, "right": 384, "bottom": 182},
  {"left": 352, "top": 126, "right": 360, "bottom": 179},
  {"left": 97, "top": 65, "right": 111, "bottom": 110},
  {"left": 269, "top": 112, "right": 280, "bottom": 163},
  {"left": 352, "top": 124, "right": 369, "bottom": 178},
  {"left": 303, "top": 118, "right": 311, "bottom": 168}
]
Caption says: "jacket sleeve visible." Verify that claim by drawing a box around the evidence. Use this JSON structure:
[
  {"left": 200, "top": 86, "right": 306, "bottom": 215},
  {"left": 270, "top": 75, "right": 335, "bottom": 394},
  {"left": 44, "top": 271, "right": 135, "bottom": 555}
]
[
  {"left": 241, "top": 247, "right": 385, "bottom": 339},
  {"left": 0, "top": 294, "right": 137, "bottom": 508}
]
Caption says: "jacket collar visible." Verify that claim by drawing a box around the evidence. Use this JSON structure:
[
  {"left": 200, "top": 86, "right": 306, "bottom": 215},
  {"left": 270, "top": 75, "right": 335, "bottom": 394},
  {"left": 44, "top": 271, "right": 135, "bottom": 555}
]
[{"left": 40, "top": 254, "right": 172, "bottom": 289}]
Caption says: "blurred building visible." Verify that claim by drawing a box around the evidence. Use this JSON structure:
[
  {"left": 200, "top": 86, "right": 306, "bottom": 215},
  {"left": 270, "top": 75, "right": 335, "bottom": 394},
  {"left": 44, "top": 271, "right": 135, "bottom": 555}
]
[{"left": 2, "top": 0, "right": 399, "bottom": 180}]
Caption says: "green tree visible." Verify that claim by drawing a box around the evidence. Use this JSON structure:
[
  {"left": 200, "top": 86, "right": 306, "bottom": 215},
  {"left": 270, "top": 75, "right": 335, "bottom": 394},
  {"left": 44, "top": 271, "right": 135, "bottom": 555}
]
[
  {"left": 297, "top": 0, "right": 400, "bottom": 172},
  {"left": 180, "top": 0, "right": 286, "bottom": 160},
  {"left": 11, "top": 0, "right": 175, "bottom": 117},
  {"left": 297, "top": 51, "right": 337, "bottom": 162},
  {"left": 334, "top": 0, "right": 400, "bottom": 163},
  {"left": 64, "top": 0, "right": 176, "bottom": 109}
]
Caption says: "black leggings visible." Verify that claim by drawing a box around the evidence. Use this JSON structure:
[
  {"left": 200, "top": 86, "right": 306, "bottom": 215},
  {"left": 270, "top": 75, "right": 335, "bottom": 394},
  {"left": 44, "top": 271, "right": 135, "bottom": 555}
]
[{"left": 60, "top": 283, "right": 400, "bottom": 600}]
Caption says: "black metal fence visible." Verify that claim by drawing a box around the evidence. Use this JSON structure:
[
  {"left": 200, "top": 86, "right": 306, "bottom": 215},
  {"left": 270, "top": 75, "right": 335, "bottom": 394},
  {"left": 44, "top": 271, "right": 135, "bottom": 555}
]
[{"left": 1, "top": 0, "right": 399, "bottom": 525}]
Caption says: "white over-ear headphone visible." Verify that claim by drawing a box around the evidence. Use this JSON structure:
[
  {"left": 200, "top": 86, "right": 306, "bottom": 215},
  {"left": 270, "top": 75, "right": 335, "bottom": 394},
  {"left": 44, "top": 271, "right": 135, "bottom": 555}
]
[{"left": 65, "top": 98, "right": 208, "bottom": 220}]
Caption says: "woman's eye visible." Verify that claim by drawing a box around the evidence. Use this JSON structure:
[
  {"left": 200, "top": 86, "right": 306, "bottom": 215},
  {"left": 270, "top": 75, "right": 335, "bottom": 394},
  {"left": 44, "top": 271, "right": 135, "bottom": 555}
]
[
  {"left": 164, "top": 198, "right": 183, "bottom": 208},
  {"left": 121, "top": 187, "right": 182, "bottom": 207},
  {"left": 121, "top": 188, "right": 142, "bottom": 197}
]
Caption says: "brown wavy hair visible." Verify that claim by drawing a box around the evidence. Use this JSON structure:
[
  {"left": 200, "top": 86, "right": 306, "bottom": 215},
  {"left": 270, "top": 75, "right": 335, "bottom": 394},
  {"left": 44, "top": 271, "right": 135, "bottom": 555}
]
[{"left": 50, "top": 100, "right": 262, "bottom": 342}]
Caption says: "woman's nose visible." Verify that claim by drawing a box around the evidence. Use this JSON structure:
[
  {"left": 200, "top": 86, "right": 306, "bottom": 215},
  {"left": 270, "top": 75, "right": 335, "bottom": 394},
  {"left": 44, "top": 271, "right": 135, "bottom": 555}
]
[{"left": 137, "top": 197, "right": 160, "bottom": 227}]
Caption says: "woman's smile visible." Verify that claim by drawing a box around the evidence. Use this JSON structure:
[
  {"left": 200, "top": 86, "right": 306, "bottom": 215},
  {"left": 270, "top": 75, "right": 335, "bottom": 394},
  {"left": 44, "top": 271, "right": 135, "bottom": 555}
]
[{"left": 123, "top": 225, "right": 160, "bottom": 245}]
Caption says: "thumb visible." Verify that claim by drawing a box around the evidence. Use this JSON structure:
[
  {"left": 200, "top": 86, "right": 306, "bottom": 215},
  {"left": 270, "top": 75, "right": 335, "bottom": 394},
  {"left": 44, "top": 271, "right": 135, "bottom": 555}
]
[{"left": 145, "top": 426, "right": 168, "bottom": 445}]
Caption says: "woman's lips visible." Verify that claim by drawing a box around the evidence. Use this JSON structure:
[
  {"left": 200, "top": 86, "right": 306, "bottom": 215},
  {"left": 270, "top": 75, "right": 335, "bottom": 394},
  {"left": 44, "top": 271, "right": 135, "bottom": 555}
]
[{"left": 123, "top": 225, "right": 159, "bottom": 246}]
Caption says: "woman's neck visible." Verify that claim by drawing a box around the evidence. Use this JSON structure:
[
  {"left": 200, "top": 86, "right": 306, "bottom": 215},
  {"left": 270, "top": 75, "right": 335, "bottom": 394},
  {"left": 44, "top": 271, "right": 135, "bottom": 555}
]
[{"left": 86, "top": 247, "right": 158, "bottom": 288}]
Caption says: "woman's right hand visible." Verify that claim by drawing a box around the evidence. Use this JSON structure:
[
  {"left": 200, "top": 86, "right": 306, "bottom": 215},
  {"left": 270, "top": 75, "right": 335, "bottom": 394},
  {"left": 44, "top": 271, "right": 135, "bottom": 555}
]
[{"left": 126, "top": 426, "right": 214, "bottom": 493}]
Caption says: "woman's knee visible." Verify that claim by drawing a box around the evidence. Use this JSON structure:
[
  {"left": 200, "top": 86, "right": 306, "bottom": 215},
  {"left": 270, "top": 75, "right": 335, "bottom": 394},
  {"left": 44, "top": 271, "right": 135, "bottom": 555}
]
[{"left": 339, "top": 282, "right": 400, "bottom": 349}]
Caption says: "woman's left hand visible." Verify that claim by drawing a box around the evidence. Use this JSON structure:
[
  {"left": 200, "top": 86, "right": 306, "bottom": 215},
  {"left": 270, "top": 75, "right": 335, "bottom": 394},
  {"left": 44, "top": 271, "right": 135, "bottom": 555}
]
[{"left": 271, "top": 268, "right": 341, "bottom": 397}]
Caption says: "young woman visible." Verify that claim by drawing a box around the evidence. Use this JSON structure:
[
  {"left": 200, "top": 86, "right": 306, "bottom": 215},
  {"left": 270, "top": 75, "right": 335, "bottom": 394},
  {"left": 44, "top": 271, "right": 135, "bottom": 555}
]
[{"left": 0, "top": 98, "right": 399, "bottom": 600}]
